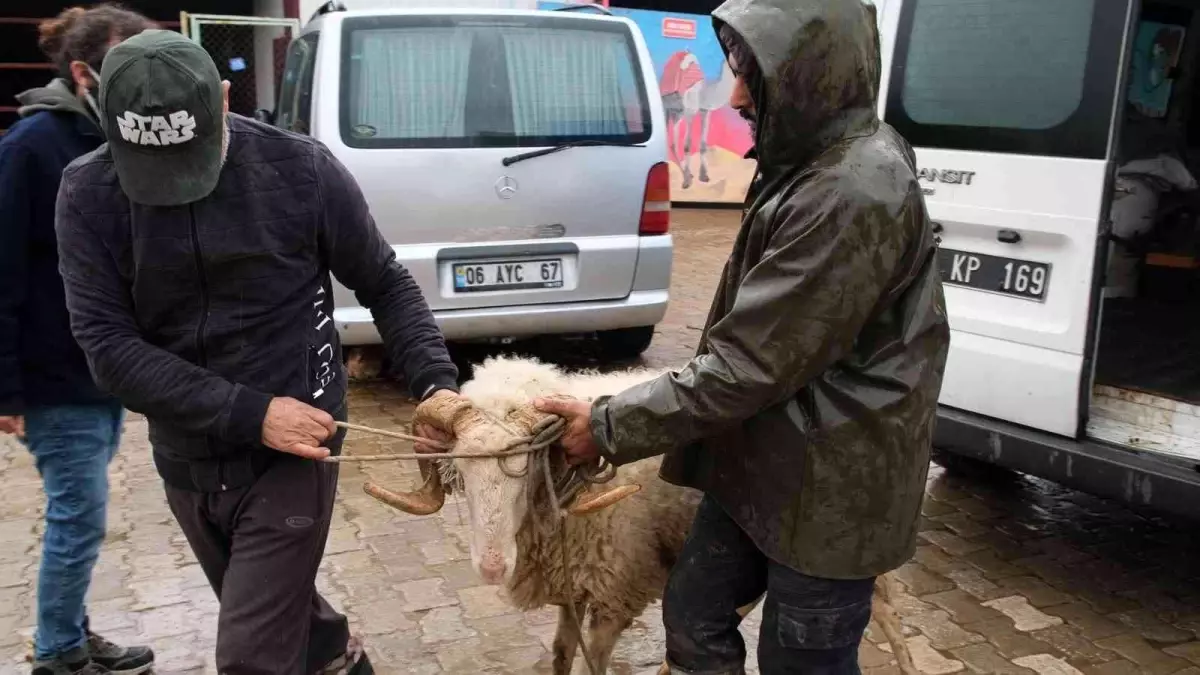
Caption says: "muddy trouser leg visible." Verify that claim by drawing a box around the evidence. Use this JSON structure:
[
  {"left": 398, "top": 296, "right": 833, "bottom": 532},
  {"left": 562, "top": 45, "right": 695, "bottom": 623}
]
[
  {"left": 756, "top": 562, "right": 875, "bottom": 675},
  {"left": 662, "top": 495, "right": 768, "bottom": 675},
  {"left": 165, "top": 451, "right": 349, "bottom": 675}
]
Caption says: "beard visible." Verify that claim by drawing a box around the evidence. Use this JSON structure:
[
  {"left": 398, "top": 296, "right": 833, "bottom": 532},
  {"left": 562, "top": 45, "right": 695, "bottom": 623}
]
[{"left": 739, "top": 107, "right": 757, "bottom": 135}]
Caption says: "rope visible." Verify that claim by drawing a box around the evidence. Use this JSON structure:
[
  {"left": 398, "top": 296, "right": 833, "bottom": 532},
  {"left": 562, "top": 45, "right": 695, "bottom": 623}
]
[
  {"left": 321, "top": 415, "right": 605, "bottom": 675},
  {"left": 540, "top": 449, "right": 602, "bottom": 675},
  {"left": 321, "top": 420, "right": 538, "bottom": 463}
]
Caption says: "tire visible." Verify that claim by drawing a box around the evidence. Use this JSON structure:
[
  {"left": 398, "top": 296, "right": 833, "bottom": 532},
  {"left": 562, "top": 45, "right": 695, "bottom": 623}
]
[{"left": 596, "top": 325, "right": 655, "bottom": 361}]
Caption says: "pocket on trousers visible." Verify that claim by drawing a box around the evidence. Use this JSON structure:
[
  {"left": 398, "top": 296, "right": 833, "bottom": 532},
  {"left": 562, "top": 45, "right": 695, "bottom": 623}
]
[{"left": 775, "top": 598, "right": 872, "bottom": 651}]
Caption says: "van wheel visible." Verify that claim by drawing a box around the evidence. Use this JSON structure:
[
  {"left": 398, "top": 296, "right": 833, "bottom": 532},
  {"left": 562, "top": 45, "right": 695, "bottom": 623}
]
[{"left": 597, "top": 326, "right": 655, "bottom": 361}]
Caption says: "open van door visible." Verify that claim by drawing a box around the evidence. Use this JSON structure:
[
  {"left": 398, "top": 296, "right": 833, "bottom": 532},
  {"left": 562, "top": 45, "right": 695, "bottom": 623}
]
[{"left": 877, "top": 0, "right": 1137, "bottom": 437}]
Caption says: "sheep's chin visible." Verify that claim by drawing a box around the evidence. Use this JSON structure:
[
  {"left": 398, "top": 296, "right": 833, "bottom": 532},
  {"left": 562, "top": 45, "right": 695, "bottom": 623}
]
[{"left": 469, "top": 543, "right": 519, "bottom": 586}]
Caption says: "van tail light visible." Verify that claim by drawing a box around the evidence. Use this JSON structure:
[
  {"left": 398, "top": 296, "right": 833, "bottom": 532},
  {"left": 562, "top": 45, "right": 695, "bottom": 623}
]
[{"left": 639, "top": 162, "right": 671, "bottom": 236}]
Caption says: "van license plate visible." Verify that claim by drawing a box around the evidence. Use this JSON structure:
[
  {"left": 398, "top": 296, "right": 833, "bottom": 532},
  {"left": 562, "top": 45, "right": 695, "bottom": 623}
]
[
  {"left": 937, "top": 248, "right": 1050, "bottom": 301},
  {"left": 452, "top": 258, "right": 564, "bottom": 293}
]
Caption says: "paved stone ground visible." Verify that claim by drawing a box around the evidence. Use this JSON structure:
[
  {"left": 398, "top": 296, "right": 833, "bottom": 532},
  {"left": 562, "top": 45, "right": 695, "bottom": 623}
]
[{"left": 4, "top": 209, "right": 1200, "bottom": 675}]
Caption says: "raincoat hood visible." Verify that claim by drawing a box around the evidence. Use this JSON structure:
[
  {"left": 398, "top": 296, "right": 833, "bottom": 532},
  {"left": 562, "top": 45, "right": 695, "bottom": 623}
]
[
  {"left": 713, "top": 0, "right": 881, "bottom": 171},
  {"left": 16, "top": 78, "right": 97, "bottom": 126}
]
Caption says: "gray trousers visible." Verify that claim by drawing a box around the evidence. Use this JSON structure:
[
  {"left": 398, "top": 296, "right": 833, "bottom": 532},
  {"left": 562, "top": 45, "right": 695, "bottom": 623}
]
[{"left": 164, "top": 447, "right": 349, "bottom": 675}]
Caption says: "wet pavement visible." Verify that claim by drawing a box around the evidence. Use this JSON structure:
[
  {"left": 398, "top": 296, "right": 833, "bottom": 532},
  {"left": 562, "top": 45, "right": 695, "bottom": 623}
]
[{"left": 3, "top": 209, "right": 1200, "bottom": 674}]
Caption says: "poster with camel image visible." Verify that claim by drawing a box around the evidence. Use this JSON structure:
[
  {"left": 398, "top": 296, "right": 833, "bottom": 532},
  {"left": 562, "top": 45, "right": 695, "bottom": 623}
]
[{"left": 538, "top": 2, "right": 757, "bottom": 204}]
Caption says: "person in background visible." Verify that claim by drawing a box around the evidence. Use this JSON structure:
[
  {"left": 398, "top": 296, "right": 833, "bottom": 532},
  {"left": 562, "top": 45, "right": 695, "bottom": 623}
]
[
  {"left": 0, "top": 5, "right": 157, "bottom": 675},
  {"left": 55, "top": 29, "right": 461, "bottom": 675},
  {"left": 533, "top": 0, "right": 951, "bottom": 672}
]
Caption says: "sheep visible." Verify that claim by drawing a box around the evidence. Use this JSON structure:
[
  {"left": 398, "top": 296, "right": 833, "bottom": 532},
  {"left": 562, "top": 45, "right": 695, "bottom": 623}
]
[{"left": 368, "top": 355, "right": 915, "bottom": 675}]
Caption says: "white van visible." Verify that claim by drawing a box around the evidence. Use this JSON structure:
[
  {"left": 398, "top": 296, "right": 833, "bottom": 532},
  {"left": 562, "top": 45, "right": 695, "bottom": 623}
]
[
  {"left": 271, "top": 3, "right": 672, "bottom": 360},
  {"left": 875, "top": 0, "right": 1200, "bottom": 514}
]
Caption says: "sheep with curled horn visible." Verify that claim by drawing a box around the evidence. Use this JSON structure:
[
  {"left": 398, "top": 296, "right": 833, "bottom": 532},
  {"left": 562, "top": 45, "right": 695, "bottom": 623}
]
[{"left": 364, "top": 356, "right": 916, "bottom": 675}]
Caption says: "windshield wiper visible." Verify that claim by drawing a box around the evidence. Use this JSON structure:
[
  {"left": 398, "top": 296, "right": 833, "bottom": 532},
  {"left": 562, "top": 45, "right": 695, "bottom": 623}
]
[{"left": 501, "top": 140, "right": 645, "bottom": 167}]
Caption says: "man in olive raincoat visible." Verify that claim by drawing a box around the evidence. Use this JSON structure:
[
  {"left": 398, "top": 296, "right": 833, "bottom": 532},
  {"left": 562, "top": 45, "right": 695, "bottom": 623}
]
[{"left": 535, "top": 0, "right": 950, "bottom": 672}]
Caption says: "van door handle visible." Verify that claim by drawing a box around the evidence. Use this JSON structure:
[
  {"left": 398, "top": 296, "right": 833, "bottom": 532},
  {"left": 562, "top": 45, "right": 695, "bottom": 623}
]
[{"left": 997, "top": 230, "right": 1022, "bottom": 244}]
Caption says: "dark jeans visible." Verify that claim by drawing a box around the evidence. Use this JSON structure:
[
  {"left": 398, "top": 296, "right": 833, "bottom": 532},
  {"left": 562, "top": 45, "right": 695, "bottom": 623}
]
[
  {"left": 663, "top": 496, "right": 875, "bottom": 675},
  {"left": 164, "top": 446, "right": 349, "bottom": 675},
  {"left": 24, "top": 402, "right": 124, "bottom": 660}
]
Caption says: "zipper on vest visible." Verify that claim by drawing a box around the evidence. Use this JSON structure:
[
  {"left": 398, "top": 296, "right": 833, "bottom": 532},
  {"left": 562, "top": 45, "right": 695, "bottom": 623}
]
[
  {"left": 189, "top": 204, "right": 210, "bottom": 368},
  {"left": 189, "top": 204, "right": 214, "bottom": 464}
]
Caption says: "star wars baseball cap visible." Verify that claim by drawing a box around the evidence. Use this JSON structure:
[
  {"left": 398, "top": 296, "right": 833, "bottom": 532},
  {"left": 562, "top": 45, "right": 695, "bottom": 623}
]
[{"left": 100, "top": 30, "right": 225, "bottom": 206}]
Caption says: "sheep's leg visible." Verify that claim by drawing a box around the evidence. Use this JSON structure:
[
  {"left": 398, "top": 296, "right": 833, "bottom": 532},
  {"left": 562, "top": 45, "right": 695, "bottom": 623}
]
[
  {"left": 584, "top": 613, "right": 632, "bottom": 674},
  {"left": 552, "top": 603, "right": 587, "bottom": 675},
  {"left": 873, "top": 574, "right": 916, "bottom": 675}
]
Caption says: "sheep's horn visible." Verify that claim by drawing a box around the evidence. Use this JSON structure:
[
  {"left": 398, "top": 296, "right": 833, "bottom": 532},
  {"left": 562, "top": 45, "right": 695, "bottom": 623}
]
[
  {"left": 505, "top": 403, "right": 554, "bottom": 432},
  {"left": 364, "top": 454, "right": 445, "bottom": 515},
  {"left": 415, "top": 394, "right": 488, "bottom": 435},
  {"left": 565, "top": 484, "right": 642, "bottom": 515},
  {"left": 505, "top": 403, "right": 643, "bottom": 515}
]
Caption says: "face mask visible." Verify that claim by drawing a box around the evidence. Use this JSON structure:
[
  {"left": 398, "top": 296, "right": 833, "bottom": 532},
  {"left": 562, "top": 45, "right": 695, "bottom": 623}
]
[{"left": 81, "top": 64, "right": 102, "bottom": 123}]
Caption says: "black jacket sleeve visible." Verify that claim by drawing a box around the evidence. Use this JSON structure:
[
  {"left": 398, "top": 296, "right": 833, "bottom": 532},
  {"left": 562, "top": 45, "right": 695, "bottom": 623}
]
[
  {"left": 312, "top": 143, "right": 459, "bottom": 399},
  {"left": 55, "top": 171, "right": 272, "bottom": 449},
  {"left": 0, "top": 143, "right": 31, "bottom": 415}
]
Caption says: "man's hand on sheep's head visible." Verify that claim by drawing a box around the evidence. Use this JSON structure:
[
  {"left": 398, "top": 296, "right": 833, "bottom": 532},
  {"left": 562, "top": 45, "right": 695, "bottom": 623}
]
[
  {"left": 414, "top": 420, "right": 453, "bottom": 455},
  {"left": 417, "top": 389, "right": 463, "bottom": 451},
  {"left": 533, "top": 397, "right": 600, "bottom": 466}
]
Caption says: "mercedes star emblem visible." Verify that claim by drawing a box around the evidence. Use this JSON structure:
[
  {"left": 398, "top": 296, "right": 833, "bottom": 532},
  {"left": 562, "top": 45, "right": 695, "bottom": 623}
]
[{"left": 495, "top": 175, "right": 519, "bottom": 200}]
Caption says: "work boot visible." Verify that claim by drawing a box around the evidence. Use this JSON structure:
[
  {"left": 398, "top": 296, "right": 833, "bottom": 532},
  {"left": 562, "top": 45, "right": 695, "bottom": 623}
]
[
  {"left": 86, "top": 631, "right": 155, "bottom": 674},
  {"left": 30, "top": 646, "right": 104, "bottom": 675}
]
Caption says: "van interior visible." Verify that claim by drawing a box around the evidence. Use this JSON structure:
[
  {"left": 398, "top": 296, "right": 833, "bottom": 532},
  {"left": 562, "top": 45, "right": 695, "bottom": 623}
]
[{"left": 1090, "top": 0, "right": 1200, "bottom": 461}]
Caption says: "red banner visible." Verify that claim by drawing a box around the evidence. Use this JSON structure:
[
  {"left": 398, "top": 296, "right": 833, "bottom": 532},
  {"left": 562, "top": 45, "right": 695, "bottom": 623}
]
[{"left": 662, "top": 17, "right": 697, "bottom": 40}]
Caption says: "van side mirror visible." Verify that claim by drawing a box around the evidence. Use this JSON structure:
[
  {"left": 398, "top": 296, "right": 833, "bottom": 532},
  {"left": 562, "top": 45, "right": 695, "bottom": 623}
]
[{"left": 254, "top": 108, "right": 276, "bottom": 125}]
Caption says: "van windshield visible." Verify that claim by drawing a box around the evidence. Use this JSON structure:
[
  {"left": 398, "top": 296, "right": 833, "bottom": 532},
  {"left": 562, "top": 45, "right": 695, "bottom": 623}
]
[{"left": 339, "top": 14, "right": 652, "bottom": 149}]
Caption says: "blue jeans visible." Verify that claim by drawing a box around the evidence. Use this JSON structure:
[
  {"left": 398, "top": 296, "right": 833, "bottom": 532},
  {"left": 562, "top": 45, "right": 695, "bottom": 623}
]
[
  {"left": 23, "top": 402, "right": 124, "bottom": 660},
  {"left": 663, "top": 496, "right": 876, "bottom": 675}
]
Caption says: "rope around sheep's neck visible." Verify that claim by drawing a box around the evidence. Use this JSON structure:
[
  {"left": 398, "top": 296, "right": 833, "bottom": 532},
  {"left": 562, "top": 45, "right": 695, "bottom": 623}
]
[{"left": 321, "top": 416, "right": 606, "bottom": 675}]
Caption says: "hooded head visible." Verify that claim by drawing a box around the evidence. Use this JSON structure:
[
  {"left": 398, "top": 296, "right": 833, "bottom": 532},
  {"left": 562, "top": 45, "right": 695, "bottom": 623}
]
[
  {"left": 713, "top": 0, "right": 882, "bottom": 172},
  {"left": 19, "top": 4, "right": 156, "bottom": 125}
]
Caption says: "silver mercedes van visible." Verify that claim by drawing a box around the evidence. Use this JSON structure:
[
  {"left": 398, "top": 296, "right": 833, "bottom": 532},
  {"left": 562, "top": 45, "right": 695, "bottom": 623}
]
[{"left": 271, "top": 3, "right": 672, "bottom": 359}]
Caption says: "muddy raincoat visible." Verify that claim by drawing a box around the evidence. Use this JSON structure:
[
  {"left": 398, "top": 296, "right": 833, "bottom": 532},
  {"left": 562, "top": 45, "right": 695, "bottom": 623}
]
[{"left": 589, "top": 0, "right": 950, "bottom": 579}]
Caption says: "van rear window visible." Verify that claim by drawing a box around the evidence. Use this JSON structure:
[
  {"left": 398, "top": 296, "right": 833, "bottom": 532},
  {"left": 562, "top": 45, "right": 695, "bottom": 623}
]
[
  {"left": 340, "top": 14, "right": 652, "bottom": 149},
  {"left": 884, "top": 0, "right": 1130, "bottom": 159}
]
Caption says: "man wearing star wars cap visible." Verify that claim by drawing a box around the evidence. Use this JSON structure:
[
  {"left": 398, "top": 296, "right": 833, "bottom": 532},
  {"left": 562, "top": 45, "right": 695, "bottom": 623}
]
[
  {"left": 100, "top": 31, "right": 227, "bottom": 206},
  {"left": 55, "top": 30, "right": 462, "bottom": 674}
]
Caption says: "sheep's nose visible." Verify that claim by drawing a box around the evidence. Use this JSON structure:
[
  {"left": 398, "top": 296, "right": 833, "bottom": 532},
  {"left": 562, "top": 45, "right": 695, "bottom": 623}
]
[{"left": 479, "top": 550, "right": 507, "bottom": 585}]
